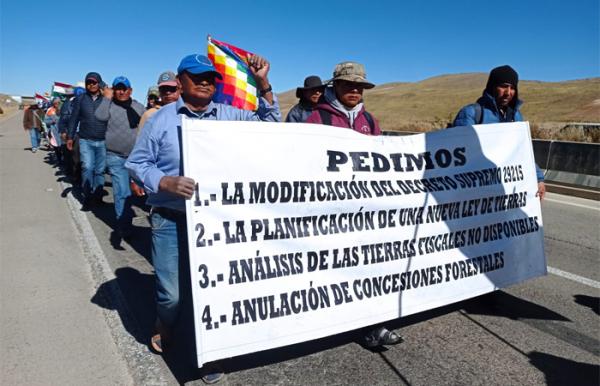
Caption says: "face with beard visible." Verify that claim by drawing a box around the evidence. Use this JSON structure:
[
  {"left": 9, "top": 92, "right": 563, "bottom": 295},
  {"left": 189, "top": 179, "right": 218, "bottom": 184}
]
[{"left": 494, "top": 83, "right": 516, "bottom": 108}]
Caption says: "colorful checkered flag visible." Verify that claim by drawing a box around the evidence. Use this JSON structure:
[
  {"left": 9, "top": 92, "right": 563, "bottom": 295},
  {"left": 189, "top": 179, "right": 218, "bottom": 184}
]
[{"left": 207, "top": 36, "right": 258, "bottom": 111}]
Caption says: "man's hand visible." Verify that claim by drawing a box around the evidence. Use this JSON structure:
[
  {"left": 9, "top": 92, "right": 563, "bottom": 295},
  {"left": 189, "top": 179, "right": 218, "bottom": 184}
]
[
  {"left": 248, "top": 55, "right": 273, "bottom": 104},
  {"left": 66, "top": 139, "right": 74, "bottom": 151},
  {"left": 103, "top": 87, "right": 113, "bottom": 99},
  {"left": 159, "top": 176, "right": 195, "bottom": 199},
  {"left": 130, "top": 180, "right": 146, "bottom": 197},
  {"left": 248, "top": 55, "right": 270, "bottom": 88},
  {"left": 536, "top": 182, "right": 546, "bottom": 201}
]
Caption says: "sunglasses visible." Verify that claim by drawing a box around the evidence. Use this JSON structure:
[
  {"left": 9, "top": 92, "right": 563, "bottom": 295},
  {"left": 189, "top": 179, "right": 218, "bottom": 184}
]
[
  {"left": 86, "top": 80, "right": 98, "bottom": 85},
  {"left": 159, "top": 86, "right": 178, "bottom": 94}
]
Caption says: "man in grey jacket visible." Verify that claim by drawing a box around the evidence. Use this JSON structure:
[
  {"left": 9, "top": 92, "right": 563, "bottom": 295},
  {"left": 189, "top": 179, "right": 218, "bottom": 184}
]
[{"left": 95, "top": 76, "right": 145, "bottom": 241}]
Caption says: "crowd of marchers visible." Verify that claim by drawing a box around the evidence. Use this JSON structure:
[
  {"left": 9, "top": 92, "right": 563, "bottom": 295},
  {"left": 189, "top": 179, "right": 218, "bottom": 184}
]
[{"left": 22, "top": 53, "right": 545, "bottom": 384}]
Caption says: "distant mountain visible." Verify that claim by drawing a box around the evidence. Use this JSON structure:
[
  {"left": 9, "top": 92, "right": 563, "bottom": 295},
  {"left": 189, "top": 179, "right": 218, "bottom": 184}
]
[
  {"left": 277, "top": 73, "right": 600, "bottom": 132},
  {"left": 0, "top": 93, "right": 19, "bottom": 115}
]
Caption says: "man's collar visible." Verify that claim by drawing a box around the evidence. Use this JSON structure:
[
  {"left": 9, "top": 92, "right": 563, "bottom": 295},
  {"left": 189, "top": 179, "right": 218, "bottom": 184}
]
[{"left": 176, "top": 97, "right": 217, "bottom": 118}]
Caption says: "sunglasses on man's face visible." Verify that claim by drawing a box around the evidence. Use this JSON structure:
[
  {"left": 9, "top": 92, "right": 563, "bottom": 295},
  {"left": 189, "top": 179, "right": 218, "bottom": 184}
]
[
  {"left": 86, "top": 80, "right": 98, "bottom": 85},
  {"left": 159, "top": 86, "right": 178, "bottom": 94}
]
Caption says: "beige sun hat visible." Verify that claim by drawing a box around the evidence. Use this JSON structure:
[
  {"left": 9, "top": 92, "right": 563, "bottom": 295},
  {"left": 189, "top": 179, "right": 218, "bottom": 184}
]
[{"left": 331, "top": 61, "right": 375, "bottom": 89}]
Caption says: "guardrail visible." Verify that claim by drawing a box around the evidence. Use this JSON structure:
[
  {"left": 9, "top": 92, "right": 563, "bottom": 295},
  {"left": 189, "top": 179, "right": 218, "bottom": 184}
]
[
  {"left": 382, "top": 130, "right": 600, "bottom": 196},
  {"left": 533, "top": 139, "right": 599, "bottom": 190}
]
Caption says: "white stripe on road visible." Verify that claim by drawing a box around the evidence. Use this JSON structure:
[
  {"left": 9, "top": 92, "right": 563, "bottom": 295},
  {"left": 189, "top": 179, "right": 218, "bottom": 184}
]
[
  {"left": 547, "top": 266, "right": 600, "bottom": 289},
  {"left": 544, "top": 198, "right": 600, "bottom": 211}
]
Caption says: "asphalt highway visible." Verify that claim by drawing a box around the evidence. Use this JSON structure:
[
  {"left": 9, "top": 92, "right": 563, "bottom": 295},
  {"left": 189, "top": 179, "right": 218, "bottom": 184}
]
[{"left": 1, "top": 111, "right": 598, "bottom": 385}]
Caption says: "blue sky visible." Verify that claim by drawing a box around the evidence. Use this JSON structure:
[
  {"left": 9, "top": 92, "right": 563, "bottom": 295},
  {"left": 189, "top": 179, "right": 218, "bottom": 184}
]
[{"left": 1, "top": 0, "right": 598, "bottom": 101}]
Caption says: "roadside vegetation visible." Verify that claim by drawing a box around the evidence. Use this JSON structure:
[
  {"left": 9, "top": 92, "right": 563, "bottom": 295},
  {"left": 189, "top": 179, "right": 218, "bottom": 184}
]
[{"left": 279, "top": 74, "right": 600, "bottom": 143}]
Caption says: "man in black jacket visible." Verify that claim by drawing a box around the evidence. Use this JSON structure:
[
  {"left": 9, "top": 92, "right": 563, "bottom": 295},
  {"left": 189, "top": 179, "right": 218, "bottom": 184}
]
[{"left": 67, "top": 72, "right": 108, "bottom": 207}]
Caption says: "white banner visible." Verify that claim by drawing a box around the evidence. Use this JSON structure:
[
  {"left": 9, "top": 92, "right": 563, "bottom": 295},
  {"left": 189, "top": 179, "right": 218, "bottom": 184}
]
[{"left": 181, "top": 120, "right": 546, "bottom": 367}]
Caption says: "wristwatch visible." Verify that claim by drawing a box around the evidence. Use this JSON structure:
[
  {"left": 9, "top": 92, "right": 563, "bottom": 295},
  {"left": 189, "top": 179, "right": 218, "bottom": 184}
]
[{"left": 259, "top": 85, "right": 273, "bottom": 96}]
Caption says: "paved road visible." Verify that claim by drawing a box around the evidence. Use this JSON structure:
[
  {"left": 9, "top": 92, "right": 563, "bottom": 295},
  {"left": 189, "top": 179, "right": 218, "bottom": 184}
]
[
  {"left": 0, "top": 112, "right": 133, "bottom": 385},
  {"left": 1, "top": 111, "right": 598, "bottom": 385}
]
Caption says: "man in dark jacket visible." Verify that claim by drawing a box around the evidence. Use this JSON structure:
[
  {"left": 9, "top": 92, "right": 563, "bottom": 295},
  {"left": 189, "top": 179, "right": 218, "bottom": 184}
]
[
  {"left": 285, "top": 75, "right": 325, "bottom": 123},
  {"left": 67, "top": 72, "right": 108, "bottom": 207},
  {"left": 59, "top": 86, "right": 85, "bottom": 179},
  {"left": 451, "top": 65, "right": 546, "bottom": 199}
]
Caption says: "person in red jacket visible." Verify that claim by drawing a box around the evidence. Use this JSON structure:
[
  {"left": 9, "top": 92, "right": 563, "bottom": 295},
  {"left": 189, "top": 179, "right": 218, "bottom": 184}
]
[
  {"left": 308, "top": 61, "right": 401, "bottom": 348},
  {"left": 306, "top": 61, "right": 381, "bottom": 135}
]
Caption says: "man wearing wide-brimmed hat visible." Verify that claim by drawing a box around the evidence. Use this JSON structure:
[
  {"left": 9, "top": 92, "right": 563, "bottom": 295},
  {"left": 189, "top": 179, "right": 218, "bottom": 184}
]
[
  {"left": 306, "top": 61, "right": 381, "bottom": 135},
  {"left": 285, "top": 75, "right": 325, "bottom": 123},
  {"left": 307, "top": 62, "right": 404, "bottom": 348}
]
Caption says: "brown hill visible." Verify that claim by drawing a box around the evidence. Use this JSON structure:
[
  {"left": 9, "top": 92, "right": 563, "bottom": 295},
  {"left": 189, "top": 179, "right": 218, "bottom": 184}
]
[
  {"left": 0, "top": 93, "right": 21, "bottom": 116},
  {"left": 278, "top": 73, "right": 600, "bottom": 135}
]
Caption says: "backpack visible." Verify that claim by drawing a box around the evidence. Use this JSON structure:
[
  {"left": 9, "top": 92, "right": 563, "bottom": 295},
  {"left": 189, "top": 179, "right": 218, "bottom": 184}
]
[
  {"left": 318, "top": 109, "right": 375, "bottom": 133},
  {"left": 448, "top": 102, "right": 483, "bottom": 128},
  {"left": 471, "top": 102, "right": 483, "bottom": 124}
]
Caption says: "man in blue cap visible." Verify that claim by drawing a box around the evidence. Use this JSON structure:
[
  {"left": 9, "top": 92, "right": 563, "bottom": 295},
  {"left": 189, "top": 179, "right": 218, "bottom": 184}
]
[
  {"left": 95, "top": 76, "right": 145, "bottom": 245},
  {"left": 126, "top": 53, "right": 279, "bottom": 383}
]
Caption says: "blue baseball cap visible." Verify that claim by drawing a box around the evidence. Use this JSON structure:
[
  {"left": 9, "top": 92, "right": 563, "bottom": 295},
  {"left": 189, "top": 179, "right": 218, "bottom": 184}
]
[
  {"left": 177, "top": 54, "right": 222, "bottom": 79},
  {"left": 112, "top": 76, "right": 131, "bottom": 88}
]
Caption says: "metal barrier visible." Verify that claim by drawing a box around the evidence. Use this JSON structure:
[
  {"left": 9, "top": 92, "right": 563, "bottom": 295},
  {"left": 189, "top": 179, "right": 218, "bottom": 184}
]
[{"left": 382, "top": 130, "right": 600, "bottom": 192}]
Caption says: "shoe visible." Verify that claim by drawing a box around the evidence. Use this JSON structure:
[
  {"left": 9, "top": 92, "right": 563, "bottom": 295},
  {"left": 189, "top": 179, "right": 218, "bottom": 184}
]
[
  {"left": 118, "top": 226, "right": 133, "bottom": 241},
  {"left": 150, "top": 332, "right": 163, "bottom": 354},
  {"left": 81, "top": 197, "right": 93, "bottom": 211},
  {"left": 32, "top": 147, "right": 38, "bottom": 153},
  {"left": 200, "top": 368, "right": 225, "bottom": 384},
  {"left": 364, "top": 326, "right": 404, "bottom": 348},
  {"left": 150, "top": 321, "right": 171, "bottom": 354}
]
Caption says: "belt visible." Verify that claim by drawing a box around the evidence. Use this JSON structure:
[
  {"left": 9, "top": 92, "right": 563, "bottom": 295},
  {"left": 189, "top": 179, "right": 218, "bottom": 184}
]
[{"left": 151, "top": 206, "right": 186, "bottom": 222}]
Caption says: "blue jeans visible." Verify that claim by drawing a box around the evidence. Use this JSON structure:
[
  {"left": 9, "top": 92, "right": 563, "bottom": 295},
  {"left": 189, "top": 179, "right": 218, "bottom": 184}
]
[
  {"left": 79, "top": 139, "right": 106, "bottom": 198},
  {"left": 106, "top": 152, "right": 133, "bottom": 230},
  {"left": 29, "top": 128, "right": 40, "bottom": 149},
  {"left": 150, "top": 211, "right": 189, "bottom": 328}
]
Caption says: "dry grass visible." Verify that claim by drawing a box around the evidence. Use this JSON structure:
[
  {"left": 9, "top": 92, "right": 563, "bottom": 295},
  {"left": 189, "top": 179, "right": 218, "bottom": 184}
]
[
  {"left": 278, "top": 73, "right": 600, "bottom": 142},
  {"left": 0, "top": 93, "right": 20, "bottom": 117}
]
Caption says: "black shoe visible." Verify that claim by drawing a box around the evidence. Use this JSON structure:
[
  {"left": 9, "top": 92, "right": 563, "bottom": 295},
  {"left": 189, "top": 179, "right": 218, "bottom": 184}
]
[
  {"left": 110, "top": 231, "right": 125, "bottom": 250},
  {"left": 199, "top": 367, "right": 225, "bottom": 384},
  {"left": 81, "top": 198, "right": 93, "bottom": 211},
  {"left": 119, "top": 228, "right": 133, "bottom": 241},
  {"left": 364, "top": 326, "right": 404, "bottom": 348}
]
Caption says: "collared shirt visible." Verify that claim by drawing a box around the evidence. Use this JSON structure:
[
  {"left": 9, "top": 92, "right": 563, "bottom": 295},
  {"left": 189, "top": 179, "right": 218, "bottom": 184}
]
[{"left": 125, "top": 95, "right": 281, "bottom": 211}]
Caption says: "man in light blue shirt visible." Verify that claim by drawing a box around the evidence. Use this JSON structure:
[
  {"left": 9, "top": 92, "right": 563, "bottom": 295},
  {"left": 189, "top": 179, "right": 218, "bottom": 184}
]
[{"left": 126, "top": 53, "right": 278, "bottom": 383}]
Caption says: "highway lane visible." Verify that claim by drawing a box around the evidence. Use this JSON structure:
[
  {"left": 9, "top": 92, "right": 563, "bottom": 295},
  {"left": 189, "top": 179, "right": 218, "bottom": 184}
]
[
  {"left": 5, "top": 104, "right": 596, "bottom": 386},
  {"left": 79, "top": 171, "right": 599, "bottom": 384},
  {"left": 542, "top": 192, "right": 600, "bottom": 283}
]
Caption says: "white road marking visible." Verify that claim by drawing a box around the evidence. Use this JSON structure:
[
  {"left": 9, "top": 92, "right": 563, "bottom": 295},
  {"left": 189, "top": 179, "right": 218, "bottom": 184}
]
[
  {"left": 544, "top": 198, "right": 600, "bottom": 211},
  {"left": 547, "top": 266, "right": 600, "bottom": 289}
]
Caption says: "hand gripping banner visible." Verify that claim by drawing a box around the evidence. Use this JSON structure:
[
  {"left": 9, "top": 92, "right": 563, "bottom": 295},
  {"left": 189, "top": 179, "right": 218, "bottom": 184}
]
[{"left": 180, "top": 120, "right": 547, "bottom": 367}]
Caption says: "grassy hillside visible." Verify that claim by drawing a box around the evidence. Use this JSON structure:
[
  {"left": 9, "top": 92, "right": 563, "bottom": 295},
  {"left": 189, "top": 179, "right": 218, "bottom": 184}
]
[
  {"left": 278, "top": 73, "right": 600, "bottom": 137},
  {"left": 0, "top": 93, "right": 20, "bottom": 116}
]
